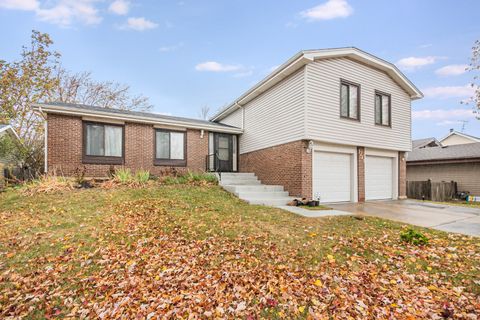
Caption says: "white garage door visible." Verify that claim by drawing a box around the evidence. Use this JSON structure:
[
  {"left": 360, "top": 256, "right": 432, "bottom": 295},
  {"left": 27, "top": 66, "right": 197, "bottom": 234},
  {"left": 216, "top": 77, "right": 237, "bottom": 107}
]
[
  {"left": 365, "top": 156, "right": 393, "bottom": 200},
  {"left": 313, "top": 151, "right": 352, "bottom": 203}
]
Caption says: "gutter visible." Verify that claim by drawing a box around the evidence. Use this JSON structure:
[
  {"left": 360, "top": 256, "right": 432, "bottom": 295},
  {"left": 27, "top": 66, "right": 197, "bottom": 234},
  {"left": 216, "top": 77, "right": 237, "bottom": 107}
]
[
  {"left": 407, "top": 157, "right": 480, "bottom": 165},
  {"left": 32, "top": 104, "right": 243, "bottom": 134}
]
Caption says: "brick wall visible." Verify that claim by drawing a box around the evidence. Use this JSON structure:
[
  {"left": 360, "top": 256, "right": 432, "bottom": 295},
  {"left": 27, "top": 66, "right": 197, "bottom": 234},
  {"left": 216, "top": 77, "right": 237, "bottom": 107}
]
[
  {"left": 399, "top": 151, "right": 407, "bottom": 199},
  {"left": 47, "top": 114, "right": 209, "bottom": 177},
  {"left": 357, "top": 147, "right": 365, "bottom": 202},
  {"left": 239, "top": 140, "right": 312, "bottom": 198}
]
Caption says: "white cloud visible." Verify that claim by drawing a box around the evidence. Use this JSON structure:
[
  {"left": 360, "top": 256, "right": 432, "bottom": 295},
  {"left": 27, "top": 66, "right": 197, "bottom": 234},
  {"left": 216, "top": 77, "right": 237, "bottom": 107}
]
[
  {"left": 422, "top": 85, "right": 475, "bottom": 99},
  {"left": 0, "top": 0, "right": 102, "bottom": 26},
  {"left": 412, "top": 108, "right": 476, "bottom": 126},
  {"left": 300, "top": 0, "right": 353, "bottom": 21},
  {"left": 435, "top": 120, "right": 463, "bottom": 126},
  {"left": 121, "top": 17, "right": 158, "bottom": 31},
  {"left": 108, "top": 0, "right": 129, "bottom": 15},
  {"left": 195, "top": 61, "right": 242, "bottom": 72},
  {"left": 36, "top": 0, "right": 102, "bottom": 26},
  {"left": 159, "top": 42, "right": 184, "bottom": 52},
  {"left": 285, "top": 21, "right": 297, "bottom": 28},
  {"left": 0, "top": 0, "right": 38, "bottom": 10},
  {"left": 412, "top": 108, "right": 475, "bottom": 120},
  {"left": 396, "top": 56, "right": 437, "bottom": 71},
  {"left": 419, "top": 43, "right": 432, "bottom": 49},
  {"left": 269, "top": 65, "right": 280, "bottom": 72},
  {"left": 435, "top": 64, "right": 468, "bottom": 76},
  {"left": 233, "top": 70, "right": 254, "bottom": 78}
]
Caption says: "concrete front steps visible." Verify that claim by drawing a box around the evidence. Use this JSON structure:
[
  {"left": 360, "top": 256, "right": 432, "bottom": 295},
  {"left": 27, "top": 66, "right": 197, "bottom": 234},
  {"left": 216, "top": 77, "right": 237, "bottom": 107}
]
[{"left": 219, "top": 172, "right": 295, "bottom": 206}]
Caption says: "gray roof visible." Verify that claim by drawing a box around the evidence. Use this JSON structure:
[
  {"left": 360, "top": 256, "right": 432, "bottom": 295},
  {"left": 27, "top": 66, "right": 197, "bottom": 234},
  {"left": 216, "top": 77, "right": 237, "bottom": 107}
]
[
  {"left": 39, "top": 102, "right": 239, "bottom": 130},
  {"left": 412, "top": 137, "right": 439, "bottom": 149},
  {"left": 0, "top": 124, "right": 8, "bottom": 130},
  {"left": 407, "top": 142, "right": 480, "bottom": 162}
]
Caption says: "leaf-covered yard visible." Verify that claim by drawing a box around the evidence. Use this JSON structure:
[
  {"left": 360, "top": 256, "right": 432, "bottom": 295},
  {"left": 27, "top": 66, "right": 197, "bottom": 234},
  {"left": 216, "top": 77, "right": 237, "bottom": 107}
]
[{"left": 0, "top": 185, "right": 479, "bottom": 319}]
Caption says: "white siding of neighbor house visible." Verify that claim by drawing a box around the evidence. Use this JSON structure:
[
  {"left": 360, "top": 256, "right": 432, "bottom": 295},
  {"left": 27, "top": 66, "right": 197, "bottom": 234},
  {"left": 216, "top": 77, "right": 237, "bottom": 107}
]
[
  {"left": 441, "top": 134, "right": 477, "bottom": 146},
  {"left": 221, "top": 68, "right": 306, "bottom": 154},
  {"left": 220, "top": 108, "right": 243, "bottom": 129},
  {"left": 305, "top": 58, "right": 412, "bottom": 151}
]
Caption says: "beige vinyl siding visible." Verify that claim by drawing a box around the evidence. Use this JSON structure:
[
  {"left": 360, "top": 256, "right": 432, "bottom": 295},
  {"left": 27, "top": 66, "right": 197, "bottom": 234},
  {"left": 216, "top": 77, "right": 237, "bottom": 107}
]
[
  {"left": 407, "top": 162, "right": 480, "bottom": 196},
  {"left": 305, "top": 58, "right": 412, "bottom": 151},
  {"left": 220, "top": 108, "right": 243, "bottom": 128},
  {"left": 441, "top": 134, "right": 477, "bottom": 146},
  {"left": 233, "top": 68, "right": 306, "bottom": 154}
]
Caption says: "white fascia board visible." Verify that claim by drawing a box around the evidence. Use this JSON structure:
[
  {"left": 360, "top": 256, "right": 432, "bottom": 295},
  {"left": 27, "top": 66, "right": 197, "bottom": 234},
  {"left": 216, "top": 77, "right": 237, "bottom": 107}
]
[
  {"left": 305, "top": 48, "right": 423, "bottom": 100},
  {"left": 212, "top": 47, "right": 423, "bottom": 121},
  {"left": 33, "top": 104, "right": 243, "bottom": 134},
  {"left": 439, "top": 131, "right": 480, "bottom": 143}
]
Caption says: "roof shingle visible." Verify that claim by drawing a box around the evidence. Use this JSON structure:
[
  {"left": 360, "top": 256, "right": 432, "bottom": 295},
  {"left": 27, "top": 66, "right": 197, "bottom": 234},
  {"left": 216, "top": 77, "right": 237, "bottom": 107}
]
[{"left": 407, "top": 142, "right": 480, "bottom": 162}]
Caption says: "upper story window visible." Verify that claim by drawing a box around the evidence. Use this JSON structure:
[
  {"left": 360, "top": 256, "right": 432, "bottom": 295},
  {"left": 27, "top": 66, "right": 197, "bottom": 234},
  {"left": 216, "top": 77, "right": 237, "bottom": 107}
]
[
  {"left": 375, "top": 91, "right": 391, "bottom": 126},
  {"left": 340, "top": 80, "right": 360, "bottom": 120},
  {"left": 83, "top": 122, "right": 124, "bottom": 164},
  {"left": 155, "top": 129, "right": 186, "bottom": 166}
]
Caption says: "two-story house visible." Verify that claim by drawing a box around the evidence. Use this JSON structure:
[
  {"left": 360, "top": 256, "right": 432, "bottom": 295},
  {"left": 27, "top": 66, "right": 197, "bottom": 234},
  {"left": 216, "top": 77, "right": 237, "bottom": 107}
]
[{"left": 34, "top": 47, "right": 422, "bottom": 204}]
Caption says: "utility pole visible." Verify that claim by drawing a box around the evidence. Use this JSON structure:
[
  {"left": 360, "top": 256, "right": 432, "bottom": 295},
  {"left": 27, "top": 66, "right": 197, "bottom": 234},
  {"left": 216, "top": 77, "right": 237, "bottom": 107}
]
[{"left": 459, "top": 120, "right": 469, "bottom": 132}]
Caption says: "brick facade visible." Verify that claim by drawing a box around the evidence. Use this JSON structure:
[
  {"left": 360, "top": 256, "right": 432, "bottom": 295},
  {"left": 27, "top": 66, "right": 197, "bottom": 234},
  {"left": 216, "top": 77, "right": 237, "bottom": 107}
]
[
  {"left": 47, "top": 114, "right": 208, "bottom": 177},
  {"left": 239, "top": 140, "right": 312, "bottom": 198},
  {"left": 357, "top": 147, "right": 365, "bottom": 202}
]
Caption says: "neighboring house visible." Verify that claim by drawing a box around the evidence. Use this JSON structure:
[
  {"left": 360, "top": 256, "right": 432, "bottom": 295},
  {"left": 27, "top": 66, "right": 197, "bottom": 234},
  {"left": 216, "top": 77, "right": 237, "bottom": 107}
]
[
  {"left": 408, "top": 131, "right": 480, "bottom": 196},
  {"left": 34, "top": 47, "right": 423, "bottom": 203},
  {"left": 0, "top": 124, "right": 21, "bottom": 184},
  {"left": 407, "top": 142, "right": 480, "bottom": 196},
  {"left": 412, "top": 137, "right": 441, "bottom": 149},
  {"left": 440, "top": 129, "right": 480, "bottom": 146}
]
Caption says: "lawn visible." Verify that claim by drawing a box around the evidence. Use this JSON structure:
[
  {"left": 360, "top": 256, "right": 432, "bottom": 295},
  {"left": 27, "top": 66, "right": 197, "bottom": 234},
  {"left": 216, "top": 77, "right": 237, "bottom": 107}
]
[{"left": 1, "top": 184, "right": 479, "bottom": 319}]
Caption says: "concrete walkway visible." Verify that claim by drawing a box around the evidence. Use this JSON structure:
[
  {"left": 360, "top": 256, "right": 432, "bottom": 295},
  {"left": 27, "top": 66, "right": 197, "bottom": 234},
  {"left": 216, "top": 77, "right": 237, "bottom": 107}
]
[
  {"left": 329, "top": 200, "right": 480, "bottom": 237},
  {"left": 277, "top": 206, "right": 352, "bottom": 218}
]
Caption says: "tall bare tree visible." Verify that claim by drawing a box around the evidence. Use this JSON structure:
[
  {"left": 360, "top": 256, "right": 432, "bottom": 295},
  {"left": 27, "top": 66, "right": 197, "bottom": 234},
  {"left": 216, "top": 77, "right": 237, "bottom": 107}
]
[
  {"left": 0, "top": 30, "right": 154, "bottom": 175},
  {"left": 199, "top": 105, "right": 211, "bottom": 120},
  {"left": 51, "top": 68, "right": 152, "bottom": 111}
]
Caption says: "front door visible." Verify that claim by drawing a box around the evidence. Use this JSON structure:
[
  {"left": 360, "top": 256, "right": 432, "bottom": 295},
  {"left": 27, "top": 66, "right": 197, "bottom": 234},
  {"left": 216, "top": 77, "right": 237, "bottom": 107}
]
[{"left": 214, "top": 133, "right": 233, "bottom": 172}]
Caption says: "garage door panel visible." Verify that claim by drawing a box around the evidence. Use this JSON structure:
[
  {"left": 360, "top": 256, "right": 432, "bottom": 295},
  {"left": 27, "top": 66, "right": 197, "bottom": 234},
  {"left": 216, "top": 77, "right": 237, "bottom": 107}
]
[
  {"left": 313, "top": 151, "right": 352, "bottom": 203},
  {"left": 365, "top": 156, "right": 393, "bottom": 200}
]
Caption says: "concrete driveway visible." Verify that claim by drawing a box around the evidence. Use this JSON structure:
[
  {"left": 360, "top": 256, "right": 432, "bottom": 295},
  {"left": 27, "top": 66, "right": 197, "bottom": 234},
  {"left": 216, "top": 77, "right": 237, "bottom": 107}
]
[{"left": 329, "top": 200, "right": 480, "bottom": 237}]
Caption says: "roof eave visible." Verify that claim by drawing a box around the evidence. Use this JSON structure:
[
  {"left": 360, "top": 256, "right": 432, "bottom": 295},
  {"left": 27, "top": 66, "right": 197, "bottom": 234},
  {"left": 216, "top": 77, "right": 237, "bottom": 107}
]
[
  {"left": 33, "top": 104, "right": 243, "bottom": 134},
  {"left": 211, "top": 47, "right": 423, "bottom": 121}
]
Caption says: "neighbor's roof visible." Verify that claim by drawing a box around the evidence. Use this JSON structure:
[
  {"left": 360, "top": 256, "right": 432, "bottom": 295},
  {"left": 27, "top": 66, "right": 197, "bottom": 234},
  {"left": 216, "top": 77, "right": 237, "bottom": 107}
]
[
  {"left": 439, "top": 130, "right": 480, "bottom": 143},
  {"left": 412, "top": 137, "right": 441, "bottom": 149},
  {"left": 211, "top": 47, "right": 423, "bottom": 121},
  {"left": 33, "top": 102, "right": 243, "bottom": 134},
  {"left": 407, "top": 142, "right": 480, "bottom": 162}
]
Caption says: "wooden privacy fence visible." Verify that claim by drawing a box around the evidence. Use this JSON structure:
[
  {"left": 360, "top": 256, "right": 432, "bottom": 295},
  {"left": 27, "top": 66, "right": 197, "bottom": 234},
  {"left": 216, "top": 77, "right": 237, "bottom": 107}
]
[{"left": 407, "top": 180, "right": 457, "bottom": 201}]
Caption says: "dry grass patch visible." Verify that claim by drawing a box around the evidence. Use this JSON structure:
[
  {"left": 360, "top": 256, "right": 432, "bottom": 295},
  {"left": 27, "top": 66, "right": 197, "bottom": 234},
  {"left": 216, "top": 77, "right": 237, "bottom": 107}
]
[{"left": 0, "top": 186, "right": 479, "bottom": 319}]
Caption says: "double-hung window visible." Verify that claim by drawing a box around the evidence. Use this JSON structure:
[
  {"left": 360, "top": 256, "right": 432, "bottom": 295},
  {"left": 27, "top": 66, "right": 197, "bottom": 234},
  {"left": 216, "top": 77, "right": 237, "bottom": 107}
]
[
  {"left": 155, "top": 129, "right": 186, "bottom": 166},
  {"left": 83, "top": 122, "right": 124, "bottom": 164},
  {"left": 375, "top": 91, "right": 391, "bottom": 126},
  {"left": 340, "top": 80, "right": 360, "bottom": 120}
]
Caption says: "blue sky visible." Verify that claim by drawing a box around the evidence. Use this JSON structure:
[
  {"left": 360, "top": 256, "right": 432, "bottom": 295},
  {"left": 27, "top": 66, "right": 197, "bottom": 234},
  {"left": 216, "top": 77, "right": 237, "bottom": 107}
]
[{"left": 1, "top": 0, "right": 479, "bottom": 139}]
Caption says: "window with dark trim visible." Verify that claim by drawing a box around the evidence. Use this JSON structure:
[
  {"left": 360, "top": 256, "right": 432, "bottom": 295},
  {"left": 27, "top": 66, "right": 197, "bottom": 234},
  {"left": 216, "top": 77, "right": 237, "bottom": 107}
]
[
  {"left": 83, "top": 122, "right": 124, "bottom": 165},
  {"left": 340, "top": 80, "right": 360, "bottom": 120},
  {"left": 375, "top": 91, "right": 391, "bottom": 126},
  {"left": 154, "top": 129, "right": 187, "bottom": 166}
]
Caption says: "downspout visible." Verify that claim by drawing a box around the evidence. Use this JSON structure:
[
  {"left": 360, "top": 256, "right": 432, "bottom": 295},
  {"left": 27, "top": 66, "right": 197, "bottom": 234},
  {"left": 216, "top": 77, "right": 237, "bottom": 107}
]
[{"left": 38, "top": 105, "right": 48, "bottom": 174}]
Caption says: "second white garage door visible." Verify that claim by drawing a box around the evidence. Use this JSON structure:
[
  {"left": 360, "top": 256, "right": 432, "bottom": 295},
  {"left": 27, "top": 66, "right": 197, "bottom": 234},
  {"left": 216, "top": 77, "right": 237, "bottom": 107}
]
[
  {"left": 313, "top": 151, "right": 352, "bottom": 203},
  {"left": 365, "top": 156, "right": 393, "bottom": 200}
]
